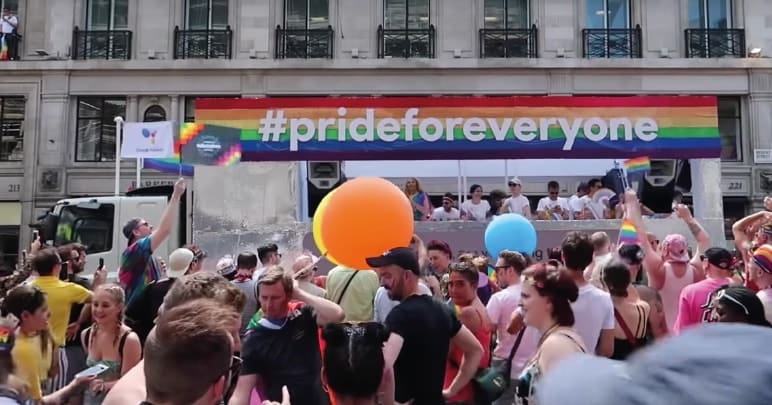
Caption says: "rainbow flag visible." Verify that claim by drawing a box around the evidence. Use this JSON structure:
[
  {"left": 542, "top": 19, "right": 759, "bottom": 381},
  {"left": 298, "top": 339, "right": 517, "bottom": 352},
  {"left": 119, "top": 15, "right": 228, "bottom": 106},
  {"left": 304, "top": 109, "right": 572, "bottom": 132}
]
[
  {"left": 0, "top": 36, "right": 8, "bottom": 61},
  {"left": 487, "top": 265, "right": 497, "bottom": 284},
  {"left": 193, "top": 96, "right": 721, "bottom": 162},
  {"left": 144, "top": 123, "right": 242, "bottom": 174},
  {"left": 624, "top": 156, "right": 651, "bottom": 174},
  {"left": 618, "top": 219, "right": 639, "bottom": 244}
]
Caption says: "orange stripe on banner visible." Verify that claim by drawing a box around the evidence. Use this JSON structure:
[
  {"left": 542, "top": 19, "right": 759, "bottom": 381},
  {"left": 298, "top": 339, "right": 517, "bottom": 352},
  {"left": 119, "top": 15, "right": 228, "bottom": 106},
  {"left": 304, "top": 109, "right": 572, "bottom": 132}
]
[{"left": 195, "top": 106, "right": 718, "bottom": 121}]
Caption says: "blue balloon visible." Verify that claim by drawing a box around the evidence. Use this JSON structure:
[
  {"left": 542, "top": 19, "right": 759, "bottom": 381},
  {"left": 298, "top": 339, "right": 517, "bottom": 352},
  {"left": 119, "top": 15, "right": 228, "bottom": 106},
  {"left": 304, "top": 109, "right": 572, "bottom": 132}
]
[{"left": 484, "top": 214, "right": 538, "bottom": 257}]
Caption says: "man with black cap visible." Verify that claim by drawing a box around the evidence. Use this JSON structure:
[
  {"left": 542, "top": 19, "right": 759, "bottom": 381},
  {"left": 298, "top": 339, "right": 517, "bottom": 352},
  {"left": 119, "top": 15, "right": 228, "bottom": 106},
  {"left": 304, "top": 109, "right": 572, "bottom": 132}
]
[
  {"left": 673, "top": 247, "right": 735, "bottom": 334},
  {"left": 367, "top": 247, "right": 483, "bottom": 404},
  {"left": 119, "top": 178, "right": 186, "bottom": 306}
]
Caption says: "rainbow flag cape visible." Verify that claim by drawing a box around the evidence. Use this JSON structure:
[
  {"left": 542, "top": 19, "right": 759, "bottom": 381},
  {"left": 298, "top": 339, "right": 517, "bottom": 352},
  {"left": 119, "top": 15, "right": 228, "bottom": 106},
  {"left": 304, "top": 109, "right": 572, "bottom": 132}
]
[
  {"left": 0, "top": 36, "right": 8, "bottom": 61},
  {"left": 618, "top": 219, "right": 639, "bottom": 244},
  {"left": 487, "top": 265, "right": 497, "bottom": 284},
  {"left": 624, "top": 156, "right": 651, "bottom": 174}
]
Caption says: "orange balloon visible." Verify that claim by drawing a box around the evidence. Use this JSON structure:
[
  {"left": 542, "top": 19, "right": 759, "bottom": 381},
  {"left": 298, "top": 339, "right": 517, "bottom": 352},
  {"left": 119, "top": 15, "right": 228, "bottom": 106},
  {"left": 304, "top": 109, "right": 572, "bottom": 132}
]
[{"left": 321, "top": 177, "right": 414, "bottom": 270}]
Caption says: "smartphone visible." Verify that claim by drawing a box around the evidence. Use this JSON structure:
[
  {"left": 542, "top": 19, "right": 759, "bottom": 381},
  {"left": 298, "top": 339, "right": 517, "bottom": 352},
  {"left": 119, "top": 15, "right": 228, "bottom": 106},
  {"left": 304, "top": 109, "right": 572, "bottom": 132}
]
[
  {"left": 75, "top": 363, "right": 110, "bottom": 379},
  {"left": 32, "top": 230, "right": 39, "bottom": 241},
  {"left": 59, "top": 261, "right": 69, "bottom": 281},
  {"left": 98, "top": 258, "right": 105, "bottom": 270}
]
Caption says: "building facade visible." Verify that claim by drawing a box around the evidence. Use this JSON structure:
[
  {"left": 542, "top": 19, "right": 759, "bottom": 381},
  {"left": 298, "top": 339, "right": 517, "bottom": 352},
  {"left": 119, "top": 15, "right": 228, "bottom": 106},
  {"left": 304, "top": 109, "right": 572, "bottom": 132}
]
[{"left": 1, "top": 0, "right": 771, "bottom": 267}]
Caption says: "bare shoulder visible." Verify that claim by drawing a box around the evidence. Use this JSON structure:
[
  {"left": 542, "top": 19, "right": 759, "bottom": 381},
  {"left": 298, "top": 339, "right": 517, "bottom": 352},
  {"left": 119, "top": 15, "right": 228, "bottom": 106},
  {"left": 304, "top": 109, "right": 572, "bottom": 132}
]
[
  {"left": 635, "top": 284, "right": 662, "bottom": 304},
  {"left": 103, "top": 360, "right": 146, "bottom": 405}
]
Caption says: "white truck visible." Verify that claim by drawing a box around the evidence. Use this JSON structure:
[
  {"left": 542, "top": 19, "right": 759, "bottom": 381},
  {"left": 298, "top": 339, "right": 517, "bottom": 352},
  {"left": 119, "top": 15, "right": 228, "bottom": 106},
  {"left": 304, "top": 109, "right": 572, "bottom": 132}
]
[{"left": 38, "top": 186, "right": 192, "bottom": 277}]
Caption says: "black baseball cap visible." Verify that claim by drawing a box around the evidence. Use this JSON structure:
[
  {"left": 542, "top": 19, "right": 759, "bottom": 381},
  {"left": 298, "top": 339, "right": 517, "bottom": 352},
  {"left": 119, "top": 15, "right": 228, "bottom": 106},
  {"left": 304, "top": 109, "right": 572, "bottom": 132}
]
[
  {"left": 703, "top": 247, "right": 733, "bottom": 270},
  {"left": 365, "top": 247, "right": 420, "bottom": 275}
]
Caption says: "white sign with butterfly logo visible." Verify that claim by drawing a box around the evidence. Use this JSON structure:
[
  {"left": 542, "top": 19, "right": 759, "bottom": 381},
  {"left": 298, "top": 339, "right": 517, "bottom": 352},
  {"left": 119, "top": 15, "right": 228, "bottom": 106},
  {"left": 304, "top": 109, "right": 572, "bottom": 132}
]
[{"left": 120, "top": 120, "right": 175, "bottom": 158}]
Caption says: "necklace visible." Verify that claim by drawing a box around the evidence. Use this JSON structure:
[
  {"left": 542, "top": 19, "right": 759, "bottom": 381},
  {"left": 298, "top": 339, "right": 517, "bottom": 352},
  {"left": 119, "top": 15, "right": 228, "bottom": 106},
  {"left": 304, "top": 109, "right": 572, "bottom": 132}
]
[{"left": 537, "top": 323, "right": 561, "bottom": 347}]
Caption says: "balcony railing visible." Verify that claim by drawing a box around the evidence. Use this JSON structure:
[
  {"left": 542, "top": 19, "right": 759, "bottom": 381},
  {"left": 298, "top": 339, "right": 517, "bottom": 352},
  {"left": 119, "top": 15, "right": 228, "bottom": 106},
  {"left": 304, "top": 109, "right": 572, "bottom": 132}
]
[
  {"left": 582, "top": 24, "right": 642, "bottom": 58},
  {"left": 377, "top": 24, "right": 435, "bottom": 58},
  {"left": 685, "top": 28, "right": 745, "bottom": 58},
  {"left": 71, "top": 26, "right": 132, "bottom": 60},
  {"left": 173, "top": 26, "right": 233, "bottom": 59},
  {"left": 479, "top": 25, "right": 538, "bottom": 58},
  {"left": 275, "top": 25, "right": 334, "bottom": 59}
]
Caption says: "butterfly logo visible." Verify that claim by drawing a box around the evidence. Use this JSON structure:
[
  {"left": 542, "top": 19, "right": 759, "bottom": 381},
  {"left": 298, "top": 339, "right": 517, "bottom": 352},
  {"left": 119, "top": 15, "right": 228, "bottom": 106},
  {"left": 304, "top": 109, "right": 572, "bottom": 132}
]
[{"left": 141, "top": 128, "right": 157, "bottom": 145}]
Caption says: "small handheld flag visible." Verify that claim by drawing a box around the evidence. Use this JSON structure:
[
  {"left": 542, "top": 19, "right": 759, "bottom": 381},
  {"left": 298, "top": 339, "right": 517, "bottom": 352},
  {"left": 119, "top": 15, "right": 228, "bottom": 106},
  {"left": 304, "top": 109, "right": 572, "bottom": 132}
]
[
  {"left": 624, "top": 156, "right": 651, "bottom": 174},
  {"left": 619, "top": 219, "right": 639, "bottom": 244}
]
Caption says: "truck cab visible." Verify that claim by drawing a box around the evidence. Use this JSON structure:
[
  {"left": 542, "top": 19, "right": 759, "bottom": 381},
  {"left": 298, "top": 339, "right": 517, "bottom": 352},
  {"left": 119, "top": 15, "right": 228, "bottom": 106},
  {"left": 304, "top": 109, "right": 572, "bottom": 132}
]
[{"left": 39, "top": 186, "right": 190, "bottom": 278}]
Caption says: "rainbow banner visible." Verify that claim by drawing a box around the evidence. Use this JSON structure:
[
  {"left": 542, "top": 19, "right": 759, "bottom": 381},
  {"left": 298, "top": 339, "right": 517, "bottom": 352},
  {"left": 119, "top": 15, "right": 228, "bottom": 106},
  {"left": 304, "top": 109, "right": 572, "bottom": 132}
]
[
  {"left": 143, "top": 123, "right": 242, "bottom": 174},
  {"left": 189, "top": 96, "right": 720, "bottom": 161},
  {"left": 618, "top": 219, "right": 639, "bottom": 244}
]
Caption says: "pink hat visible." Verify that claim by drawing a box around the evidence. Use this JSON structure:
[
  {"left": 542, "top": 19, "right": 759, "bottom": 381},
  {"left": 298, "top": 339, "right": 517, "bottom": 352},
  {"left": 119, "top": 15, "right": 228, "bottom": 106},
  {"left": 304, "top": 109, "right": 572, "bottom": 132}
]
[{"left": 662, "top": 234, "right": 690, "bottom": 263}]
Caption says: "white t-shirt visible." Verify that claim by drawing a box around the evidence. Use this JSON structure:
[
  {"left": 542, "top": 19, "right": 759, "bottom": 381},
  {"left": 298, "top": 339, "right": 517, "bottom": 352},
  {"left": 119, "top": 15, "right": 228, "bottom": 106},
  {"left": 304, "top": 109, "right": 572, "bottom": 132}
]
[
  {"left": 0, "top": 15, "right": 17, "bottom": 34},
  {"left": 486, "top": 284, "right": 540, "bottom": 378},
  {"left": 432, "top": 207, "right": 461, "bottom": 221},
  {"left": 571, "top": 283, "right": 615, "bottom": 354},
  {"left": 536, "top": 196, "right": 570, "bottom": 220},
  {"left": 504, "top": 195, "right": 531, "bottom": 217},
  {"left": 757, "top": 288, "right": 772, "bottom": 324},
  {"left": 568, "top": 194, "right": 588, "bottom": 218},
  {"left": 461, "top": 199, "right": 491, "bottom": 221}
]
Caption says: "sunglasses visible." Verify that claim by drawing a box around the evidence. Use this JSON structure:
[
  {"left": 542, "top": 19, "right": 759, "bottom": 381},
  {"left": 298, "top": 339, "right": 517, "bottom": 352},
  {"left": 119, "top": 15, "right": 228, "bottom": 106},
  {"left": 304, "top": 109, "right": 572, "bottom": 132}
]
[
  {"left": 715, "top": 289, "right": 750, "bottom": 315},
  {"left": 223, "top": 355, "right": 243, "bottom": 402}
]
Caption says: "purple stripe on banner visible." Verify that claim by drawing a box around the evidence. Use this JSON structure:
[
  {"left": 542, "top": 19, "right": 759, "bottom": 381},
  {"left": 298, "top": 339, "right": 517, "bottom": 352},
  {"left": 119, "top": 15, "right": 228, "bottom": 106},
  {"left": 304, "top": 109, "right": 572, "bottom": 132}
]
[{"left": 241, "top": 147, "right": 718, "bottom": 162}]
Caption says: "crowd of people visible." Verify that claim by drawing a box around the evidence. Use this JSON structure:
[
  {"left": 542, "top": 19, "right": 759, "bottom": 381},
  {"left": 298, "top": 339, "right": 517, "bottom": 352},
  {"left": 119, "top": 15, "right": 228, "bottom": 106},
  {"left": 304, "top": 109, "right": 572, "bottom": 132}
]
[{"left": 0, "top": 179, "right": 771, "bottom": 405}]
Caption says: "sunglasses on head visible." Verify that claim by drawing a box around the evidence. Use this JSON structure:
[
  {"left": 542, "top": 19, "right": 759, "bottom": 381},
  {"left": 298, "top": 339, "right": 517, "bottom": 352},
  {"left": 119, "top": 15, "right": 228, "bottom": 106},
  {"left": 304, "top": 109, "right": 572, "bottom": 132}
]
[{"left": 714, "top": 289, "right": 750, "bottom": 315}]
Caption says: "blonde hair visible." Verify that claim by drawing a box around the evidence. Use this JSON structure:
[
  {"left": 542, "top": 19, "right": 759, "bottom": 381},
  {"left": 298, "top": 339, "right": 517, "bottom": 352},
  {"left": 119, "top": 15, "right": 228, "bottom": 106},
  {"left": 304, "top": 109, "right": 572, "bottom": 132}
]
[
  {"left": 257, "top": 266, "right": 294, "bottom": 295},
  {"left": 410, "top": 234, "right": 428, "bottom": 270},
  {"left": 90, "top": 283, "right": 126, "bottom": 346}
]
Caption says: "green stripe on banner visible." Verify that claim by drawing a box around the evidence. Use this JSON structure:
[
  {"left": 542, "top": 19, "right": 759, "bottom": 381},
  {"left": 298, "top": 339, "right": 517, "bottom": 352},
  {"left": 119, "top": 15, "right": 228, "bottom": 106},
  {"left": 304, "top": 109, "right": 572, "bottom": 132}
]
[{"left": 241, "top": 126, "right": 719, "bottom": 142}]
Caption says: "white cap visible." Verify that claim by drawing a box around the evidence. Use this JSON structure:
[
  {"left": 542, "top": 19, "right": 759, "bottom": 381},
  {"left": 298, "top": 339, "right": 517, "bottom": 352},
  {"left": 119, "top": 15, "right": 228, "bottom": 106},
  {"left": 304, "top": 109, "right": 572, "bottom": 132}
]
[
  {"left": 167, "top": 248, "right": 194, "bottom": 278},
  {"left": 216, "top": 256, "right": 236, "bottom": 276},
  {"left": 508, "top": 177, "right": 522, "bottom": 186}
]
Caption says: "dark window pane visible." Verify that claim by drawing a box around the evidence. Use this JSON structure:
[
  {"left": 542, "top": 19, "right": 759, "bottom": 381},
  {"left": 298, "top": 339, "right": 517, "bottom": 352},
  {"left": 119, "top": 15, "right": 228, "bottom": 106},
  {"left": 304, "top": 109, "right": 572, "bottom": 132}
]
[
  {"left": 76, "top": 119, "right": 102, "bottom": 161},
  {"left": 143, "top": 105, "right": 167, "bottom": 122},
  {"left": 717, "top": 97, "right": 741, "bottom": 161},
  {"left": 78, "top": 98, "right": 103, "bottom": 118},
  {"left": 0, "top": 97, "right": 25, "bottom": 161}
]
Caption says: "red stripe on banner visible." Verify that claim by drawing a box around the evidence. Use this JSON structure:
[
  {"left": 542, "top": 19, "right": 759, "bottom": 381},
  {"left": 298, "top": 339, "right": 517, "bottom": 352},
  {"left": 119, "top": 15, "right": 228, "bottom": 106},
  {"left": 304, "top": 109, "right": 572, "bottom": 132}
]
[{"left": 195, "top": 96, "right": 718, "bottom": 110}]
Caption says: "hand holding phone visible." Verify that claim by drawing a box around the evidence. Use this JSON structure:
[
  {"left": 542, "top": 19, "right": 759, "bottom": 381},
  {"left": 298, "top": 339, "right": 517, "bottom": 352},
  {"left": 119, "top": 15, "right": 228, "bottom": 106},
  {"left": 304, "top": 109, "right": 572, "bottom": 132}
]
[
  {"left": 75, "top": 363, "right": 109, "bottom": 379},
  {"left": 98, "top": 258, "right": 105, "bottom": 270}
]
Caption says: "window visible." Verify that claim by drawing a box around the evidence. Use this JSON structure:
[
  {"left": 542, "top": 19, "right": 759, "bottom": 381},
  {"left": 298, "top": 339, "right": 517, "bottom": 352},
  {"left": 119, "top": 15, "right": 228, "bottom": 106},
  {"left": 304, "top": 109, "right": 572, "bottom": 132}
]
[
  {"left": 0, "top": 1, "right": 18, "bottom": 12},
  {"left": 380, "top": 0, "right": 433, "bottom": 58},
  {"left": 143, "top": 105, "right": 167, "bottom": 122},
  {"left": 0, "top": 226, "right": 19, "bottom": 274},
  {"left": 384, "top": 0, "right": 430, "bottom": 30},
  {"left": 483, "top": 0, "right": 528, "bottom": 29},
  {"left": 717, "top": 97, "right": 741, "bottom": 161},
  {"left": 86, "top": 0, "right": 128, "bottom": 30},
  {"left": 184, "top": 96, "right": 236, "bottom": 122},
  {"left": 688, "top": 0, "right": 733, "bottom": 28},
  {"left": 55, "top": 204, "right": 115, "bottom": 254},
  {"left": 0, "top": 97, "right": 24, "bottom": 161},
  {"left": 186, "top": 0, "right": 228, "bottom": 29},
  {"left": 75, "top": 97, "right": 126, "bottom": 162},
  {"left": 285, "top": 0, "right": 329, "bottom": 30},
  {"left": 586, "top": 0, "right": 631, "bottom": 29}
]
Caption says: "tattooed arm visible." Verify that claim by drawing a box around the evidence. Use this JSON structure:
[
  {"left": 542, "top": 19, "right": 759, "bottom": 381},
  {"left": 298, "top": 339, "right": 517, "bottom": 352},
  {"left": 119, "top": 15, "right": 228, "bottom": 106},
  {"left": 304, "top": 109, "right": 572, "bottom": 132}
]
[
  {"left": 636, "top": 285, "right": 668, "bottom": 339},
  {"left": 0, "top": 260, "right": 33, "bottom": 302}
]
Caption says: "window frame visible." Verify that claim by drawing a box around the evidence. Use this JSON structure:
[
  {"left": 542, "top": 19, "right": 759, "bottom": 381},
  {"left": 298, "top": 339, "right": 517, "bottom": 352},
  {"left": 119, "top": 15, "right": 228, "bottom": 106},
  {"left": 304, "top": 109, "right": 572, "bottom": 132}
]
[
  {"left": 284, "top": 0, "right": 330, "bottom": 30},
  {"left": 74, "top": 96, "right": 127, "bottom": 162},
  {"left": 185, "top": 0, "right": 229, "bottom": 30},
  {"left": 585, "top": 0, "right": 632, "bottom": 29},
  {"left": 0, "top": 96, "right": 25, "bottom": 162},
  {"left": 717, "top": 96, "right": 742, "bottom": 162},
  {"left": 483, "top": 0, "right": 530, "bottom": 30},
  {"left": 85, "top": 0, "right": 129, "bottom": 30},
  {"left": 383, "top": 0, "right": 431, "bottom": 30},
  {"left": 143, "top": 105, "right": 167, "bottom": 123},
  {"left": 688, "top": 0, "right": 734, "bottom": 29}
]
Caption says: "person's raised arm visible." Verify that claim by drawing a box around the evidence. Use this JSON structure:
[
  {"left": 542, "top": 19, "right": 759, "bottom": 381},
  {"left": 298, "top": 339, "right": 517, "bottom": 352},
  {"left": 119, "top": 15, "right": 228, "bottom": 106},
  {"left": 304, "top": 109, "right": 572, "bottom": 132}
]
[
  {"left": 625, "top": 190, "right": 665, "bottom": 289},
  {"left": 150, "top": 178, "right": 186, "bottom": 252},
  {"left": 732, "top": 211, "right": 772, "bottom": 253},
  {"left": 443, "top": 325, "right": 483, "bottom": 399},
  {"left": 675, "top": 204, "right": 711, "bottom": 281},
  {"left": 293, "top": 283, "right": 345, "bottom": 325}
]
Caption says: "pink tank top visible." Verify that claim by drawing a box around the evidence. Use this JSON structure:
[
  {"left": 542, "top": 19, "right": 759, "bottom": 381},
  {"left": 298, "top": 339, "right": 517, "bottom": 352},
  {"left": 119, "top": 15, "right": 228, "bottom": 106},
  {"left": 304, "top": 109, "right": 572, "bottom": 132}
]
[{"left": 661, "top": 263, "right": 695, "bottom": 332}]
